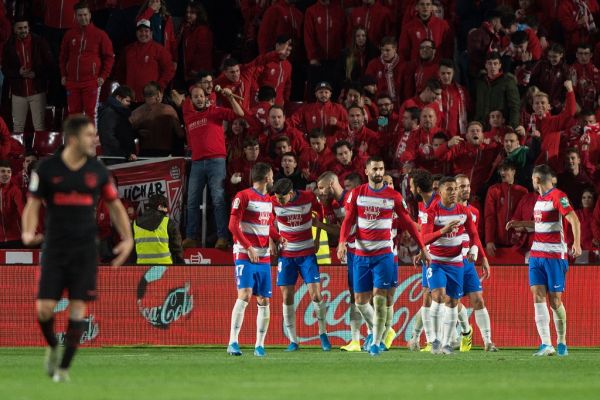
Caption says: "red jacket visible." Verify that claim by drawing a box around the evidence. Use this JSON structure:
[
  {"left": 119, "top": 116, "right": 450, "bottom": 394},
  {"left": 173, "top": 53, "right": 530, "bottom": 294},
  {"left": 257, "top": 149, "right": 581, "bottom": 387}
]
[
  {"left": 178, "top": 23, "right": 213, "bottom": 81},
  {"left": 440, "top": 82, "right": 470, "bottom": 137},
  {"left": 258, "top": 0, "right": 303, "bottom": 55},
  {"left": 466, "top": 21, "right": 501, "bottom": 78},
  {"left": 484, "top": 182, "right": 529, "bottom": 246},
  {"left": 509, "top": 191, "right": 538, "bottom": 254},
  {"left": 255, "top": 58, "right": 292, "bottom": 105},
  {"left": 304, "top": 2, "right": 346, "bottom": 62},
  {"left": 398, "top": 16, "right": 453, "bottom": 62},
  {"left": 120, "top": 40, "right": 175, "bottom": 102},
  {"left": 529, "top": 90, "right": 576, "bottom": 170},
  {"left": 137, "top": 7, "right": 177, "bottom": 62},
  {"left": 290, "top": 100, "right": 348, "bottom": 137},
  {"left": 0, "top": 181, "right": 24, "bottom": 243},
  {"left": 331, "top": 155, "right": 367, "bottom": 183},
  {"left": 182, "top": 99, "right": 236, "bottom": 161},
  {"left": 402, "top": 59, "right": 440, "bottom": 100},
  {"left": 299, "top": 146, "right": 336, "bottom": 182},
  {"left": 569, "top": 61, "right": 600, "bottom": 111},
  {"left": 573, "top": 208, "right": 595, "bottom": 250},
  {"left": 44, "top": 0, "right": 77, "bottom": 29},
  {"left": 59, "top": 23, "right": 114, "bottom": 85},
  {"left": 0, "top": 117, "right": 13, "bottom": 160},
  {"left": 434, "top": 141, "right": 501, "bottom": 195},
  {"left": 398, "top": 96, "right": 444, "bottom": 129},
  {"left": 347, "top": 2, "right": 394, "bottom": 48},
  {"left": 558, "top": 0, "right": 600, "bottom": 54},
  {"left": 258, "top": 123, "right": 308, "bottom": 157},
  {"left": 365, "top": 55, "right": 403, "bottom": 103},
  {"left": 332, "top": 125, "right": 380, "bottom": 156},
  {"left": 593, "top": 197, "right": 600, "bottom": 244},
  {"left": 530, "top": 60, "right": 570, "bottom": 111},
  {"left": 401, "top": 126, "right": 449, "bottom": 174}
]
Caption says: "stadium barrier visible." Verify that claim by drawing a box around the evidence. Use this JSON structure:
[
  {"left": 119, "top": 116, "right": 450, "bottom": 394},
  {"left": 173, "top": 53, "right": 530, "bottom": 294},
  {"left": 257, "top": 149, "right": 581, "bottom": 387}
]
[{"left": 0, "top": 265, "right": 597, "bottom": 347}]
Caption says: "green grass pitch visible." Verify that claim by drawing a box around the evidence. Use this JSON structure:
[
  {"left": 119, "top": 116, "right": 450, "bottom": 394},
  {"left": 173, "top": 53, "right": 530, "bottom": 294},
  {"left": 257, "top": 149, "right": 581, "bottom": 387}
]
[{"left": 1, "top": 347, "right": 600, "bottom": 400}]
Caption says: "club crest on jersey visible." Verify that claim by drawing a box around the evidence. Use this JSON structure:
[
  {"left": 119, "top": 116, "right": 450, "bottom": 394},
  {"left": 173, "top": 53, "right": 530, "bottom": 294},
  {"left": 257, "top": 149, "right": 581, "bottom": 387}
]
[
  {"left": 287, "top": 214, "right": 303, "bottom": 227},
  {"left": 364, "top": 206, "right": 380, "bottom": 220},
  {"left": 259, "top": 212, "right": 271, "bottom": 225},
  {"left": 560, "top": 197, "right": 570, "bottom": 208},
  {"left": 84, "top": 172, "right": 98, "bottom": 188}
]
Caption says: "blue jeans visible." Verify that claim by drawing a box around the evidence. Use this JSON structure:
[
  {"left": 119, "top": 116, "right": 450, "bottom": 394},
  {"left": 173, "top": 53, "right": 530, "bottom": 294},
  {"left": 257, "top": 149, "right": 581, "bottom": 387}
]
[{"left": 186, "top": 158, "right": 228, "bottom": 239}]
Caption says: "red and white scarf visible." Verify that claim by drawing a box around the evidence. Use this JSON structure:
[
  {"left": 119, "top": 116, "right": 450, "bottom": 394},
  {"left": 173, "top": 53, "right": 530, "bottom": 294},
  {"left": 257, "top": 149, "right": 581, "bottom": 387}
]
[
  {"left": 575, "top": 0, "right": 597, "bottom": 32},
  {"left": 380, "top": 54, "right": 400, "bottom": 100}
]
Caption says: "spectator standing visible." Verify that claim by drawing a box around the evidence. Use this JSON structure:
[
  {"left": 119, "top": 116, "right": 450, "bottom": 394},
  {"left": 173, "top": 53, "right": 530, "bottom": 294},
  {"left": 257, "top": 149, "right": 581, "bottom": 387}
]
[
  {"left": 177, "top": 84, "right": 244, "bottom": 249},
  {"left": 97, "top": 85, "right": 136, "bottom": 164},
  {"left": 530, "top": 44, "right": 570, "bottom": 113},
  {"left": 558, "top": 0, "right": 600, "bottom": 58},
  {"left": 2, "top": 17, "right": 54, "bottom": 135},
  {"left": 402, "top": 39, "right": 440, "bottom": 101},
  {"left": 133, "top": 194, "right": 183, "bottom": 264},
  {"left": 0, "top": 160, "right": 24, "bottom": 248},
  {"left": 347, "top": 0, "right": 394, "bottom": 50},
  {"left": 398, "top": 0, "right": 453, "bottom": 62},
  {"left": 574, "top": 189, "right": 596, "bottom": 250},
  {"left": 304, "top": 0, "right": 346, "bottom": 94},
  {"left": 258, "top": 0, "right": 303, "bottom": 55},
  {"left": 274, "top": 152, "right": 308, "bottom": 190},
  {"left": 176, "top": 2, "right": 213, "bottom": 83},
  {"left": 59, "top": 1, "right": 114, "bottom": 124},
  {"left": 43, "top": 0, "right": 77, "bottom": 58},
  {"left": 118, "top": 19, "right": 175, "bottom": 104},
  {"left": 365, "top": 37, "right": 403, "bottom": 104},
  {"left": 484, "top": 159, "right": 529, "bottom": 256},
  {"left": 438, "top": 59, "right": 469, "bottom": 137},
  {"left": 136, "top": 0, "right": 177, "bottom": 63},
  {"left": 130, "top": 82, "right": 184, "bottom": 157},
  {"left": 569, "top": 43, "right": 600, "bottom": 111},
  {"left": 557, "top": 148, "right": 595, "bottom": 209},
  {"left": 466, "top": 10, "right": 502, "bottom": 83},
  {"left": 336, "top": 27, "right": 378, "bottom": 91},
  {"left": 290, "top": 81, "right": 348, "bottom": 137},
  {"left": 474, "top": 52, "right": 521, "bottom": 129}
]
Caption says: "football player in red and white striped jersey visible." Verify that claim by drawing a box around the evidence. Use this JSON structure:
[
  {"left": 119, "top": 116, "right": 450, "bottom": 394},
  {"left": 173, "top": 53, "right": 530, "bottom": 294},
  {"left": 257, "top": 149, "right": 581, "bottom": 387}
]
[
  {"left": 337, "top": 156, "right": 430, "bottom": 355},
  {"left": 506, "top": 164, "right": 581, "bottom": 356},
  {"left": 271, "top": 178, "right": 331, "bottom": 352},
  {"left": 422, "top": 176, "right": 486, "bottom": 355}
]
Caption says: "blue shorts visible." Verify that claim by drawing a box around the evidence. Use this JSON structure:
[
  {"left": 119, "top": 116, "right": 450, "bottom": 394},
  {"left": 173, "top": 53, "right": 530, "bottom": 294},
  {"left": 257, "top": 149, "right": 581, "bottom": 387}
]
[
  {"left": 463, "top": 260, "right": 483, "bottom": 294},
  {"left": 421, "top": 262, "right": 429, "bottom": 288},
  {"left": 277, "top": 255, "right": 320, "bottom": 286},
  {"left": 353, "top": 253, "right": 396, "bottom": 293},
  {"left": 235, "top": 260, "right": 272, "bottom": 298},
  {"left": 529, "top": 257, "right": 568, "bottom": 292},
  {"left": 346, "top": 251, "right": 358, "bottom": 291},
  {"left": 426, "top": 263, "right": 464, "bottom": 299}
]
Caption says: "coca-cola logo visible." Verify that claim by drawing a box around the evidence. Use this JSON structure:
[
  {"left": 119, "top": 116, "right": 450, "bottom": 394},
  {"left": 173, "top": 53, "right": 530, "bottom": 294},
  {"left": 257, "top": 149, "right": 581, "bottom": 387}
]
[
  {"left": 53, "top": 299, "right": 99, "bottom": 344},
  {"left": 137, "top": 266, "right": 194, "bottom": 329},
  {"left": 292, "top": 273, "right": 424, "bottom": 342}
]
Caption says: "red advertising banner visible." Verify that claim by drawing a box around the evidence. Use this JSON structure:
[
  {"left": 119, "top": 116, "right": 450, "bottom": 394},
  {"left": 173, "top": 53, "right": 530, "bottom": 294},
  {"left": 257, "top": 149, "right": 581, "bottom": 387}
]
[
  {"left": 108, "top": 157, "right": 186, "bottom": 225},
  {"left": 0, "top": 265, "right": 597, "bottom": 348}
]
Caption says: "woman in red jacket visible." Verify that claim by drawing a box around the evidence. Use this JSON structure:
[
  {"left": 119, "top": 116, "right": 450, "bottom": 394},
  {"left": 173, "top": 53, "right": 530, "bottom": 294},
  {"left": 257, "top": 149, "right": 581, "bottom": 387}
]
[
  {"left": 575, "top": 188, "right": 596, "bottom": 250},
  {"left": 136, "top": 0, "right": 177, "bottom": 63},
  {"left": 177, "top": 2, "right": 213, "bottom": 83}
]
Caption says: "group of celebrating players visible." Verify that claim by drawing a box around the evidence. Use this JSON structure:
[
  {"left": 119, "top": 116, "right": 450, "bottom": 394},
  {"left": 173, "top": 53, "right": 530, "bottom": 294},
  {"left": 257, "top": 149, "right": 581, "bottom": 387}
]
[{"left": 226, "top": 157, "right": 581, "bottom": 358}]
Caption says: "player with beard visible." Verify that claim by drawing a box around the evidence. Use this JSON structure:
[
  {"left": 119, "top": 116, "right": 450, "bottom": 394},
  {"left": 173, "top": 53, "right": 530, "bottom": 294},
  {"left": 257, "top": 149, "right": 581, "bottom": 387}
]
[
  {"left": 455, "top": 174, "right": 497, "bottom": 352},
  {"left": 337, "top": 156, "right": 430, "bottom": 356},
  {"left": 22, "top": 115, "right": 134, "bottom": 382},
  {"left": 227, "top": 163, "right": 286, "bottom": 357}
]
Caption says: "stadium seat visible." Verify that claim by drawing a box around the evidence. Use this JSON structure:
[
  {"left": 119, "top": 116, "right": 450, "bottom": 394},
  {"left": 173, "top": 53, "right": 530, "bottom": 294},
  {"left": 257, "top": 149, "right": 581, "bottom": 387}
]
[{"left": 32, "top": 131, "right": 63, "bottom": 156}]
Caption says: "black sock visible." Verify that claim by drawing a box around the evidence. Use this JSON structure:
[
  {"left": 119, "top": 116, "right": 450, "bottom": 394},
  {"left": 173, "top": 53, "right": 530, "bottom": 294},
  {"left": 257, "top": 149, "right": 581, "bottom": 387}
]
[
  {"left": 59, "top": 319, "right": 86, "bottom": 369},
  {"left": 38, "top": 317, "right": 58, "bottom": 348}
]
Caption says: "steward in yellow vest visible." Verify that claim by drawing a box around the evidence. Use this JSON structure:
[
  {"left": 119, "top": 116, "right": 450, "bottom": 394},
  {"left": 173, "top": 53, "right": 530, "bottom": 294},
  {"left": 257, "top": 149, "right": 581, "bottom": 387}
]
[{"left": 133, "top": 195, "right": 184, "bottom": 264}]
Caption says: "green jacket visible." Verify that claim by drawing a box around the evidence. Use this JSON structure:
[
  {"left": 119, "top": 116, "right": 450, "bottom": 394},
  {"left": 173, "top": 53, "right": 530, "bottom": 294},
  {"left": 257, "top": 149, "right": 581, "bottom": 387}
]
[{"left": 474, "top": 73, "right": 520, "bottom": 128}]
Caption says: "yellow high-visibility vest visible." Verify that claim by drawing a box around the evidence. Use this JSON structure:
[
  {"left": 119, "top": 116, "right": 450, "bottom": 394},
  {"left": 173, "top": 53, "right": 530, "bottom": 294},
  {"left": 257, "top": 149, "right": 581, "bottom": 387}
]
[
  {"left": 312, "top": 219, "right": 331, "bottom": 265},
  {"left": 133, "top": 216, "right": 173, "bottom": 265}
]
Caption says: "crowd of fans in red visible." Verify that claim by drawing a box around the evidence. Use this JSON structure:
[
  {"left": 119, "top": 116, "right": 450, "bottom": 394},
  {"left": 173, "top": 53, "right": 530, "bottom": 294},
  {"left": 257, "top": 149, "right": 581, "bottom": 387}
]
[{"left": 0, "top": 0, "right": 600, "bottom": 260}]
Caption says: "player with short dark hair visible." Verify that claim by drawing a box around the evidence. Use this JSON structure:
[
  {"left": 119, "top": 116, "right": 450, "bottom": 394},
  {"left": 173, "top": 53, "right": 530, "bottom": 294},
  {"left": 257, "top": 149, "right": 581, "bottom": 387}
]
[
  {"left": 21, "top": 114, "right": 133, "bottom": 382},
  {"left": 271, "top": 178, "right": 331, "bottom": 352},
  {"left": 506, "top": 164, "right": 581, "bottom": 356},
  {"left": 337, "top": 157, "right": 430, "bottom": 356},
  {"left": 227, "top": 162, "right": 284, "bottom": 357},
  {"left": 421, "top": 176, "right": 486, "bottom": 355}
]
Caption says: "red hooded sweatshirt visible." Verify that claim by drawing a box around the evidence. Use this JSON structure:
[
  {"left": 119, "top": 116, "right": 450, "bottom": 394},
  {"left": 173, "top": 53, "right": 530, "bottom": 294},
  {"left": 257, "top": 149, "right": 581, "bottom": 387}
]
[{"left": 304, "top": 1, "right": 346, "bottom": 62}]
